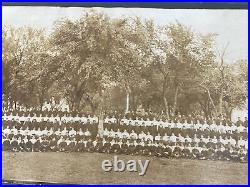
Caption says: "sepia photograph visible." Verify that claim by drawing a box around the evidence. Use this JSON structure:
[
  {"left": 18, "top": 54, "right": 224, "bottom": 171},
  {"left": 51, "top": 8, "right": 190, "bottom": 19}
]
[{"left": 2, "top": 4, "right": 248, "bottom": 184}]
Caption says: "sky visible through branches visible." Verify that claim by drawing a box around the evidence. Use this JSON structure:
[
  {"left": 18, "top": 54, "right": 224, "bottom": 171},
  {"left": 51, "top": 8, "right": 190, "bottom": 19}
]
[{"left": 3, "top": 6, "right": 248, "bottom": 63}]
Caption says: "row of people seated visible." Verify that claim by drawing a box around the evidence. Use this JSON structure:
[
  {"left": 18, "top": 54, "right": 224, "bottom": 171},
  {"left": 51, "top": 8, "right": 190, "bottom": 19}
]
[
  {"left": 2, "top": 113, "right": 98, "bottom": 123},
  {"left": 2, "top": 135, "right": 247, "bottom": 162},
  {"left": 2, "top": 127, "right": 96, "bottom": 139},
  {"left": 2, "top": 120, "right": 98, "bottom": 132},
  {"left": 102, "top": 128, "right": 248, "bottom": 150},
  {"left": 103, "top": 122, "right": 247, "bottom": 138},
  {"left": 2, "top": 125, "right": 98, "bottom": 137}
]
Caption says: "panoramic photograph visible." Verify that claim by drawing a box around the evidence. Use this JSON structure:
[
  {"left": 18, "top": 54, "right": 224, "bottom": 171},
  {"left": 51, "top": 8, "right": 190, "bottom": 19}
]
[{"left": 2, "top": 5, "right": 248, "bottom": 184}]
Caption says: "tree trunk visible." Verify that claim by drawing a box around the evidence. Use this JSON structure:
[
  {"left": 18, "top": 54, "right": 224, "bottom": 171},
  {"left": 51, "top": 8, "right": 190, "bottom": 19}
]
[
  {"left": 229, "top": 108, "right": 233, "bottom": 121},
  {"left": 82, "top": 92, "right": 99, "bottom": 115},
  {"left": 125, "top": 91, "right": 130, "bottom": 113},
  {"left": 14, "top": 101, "right": 17, "bottom": 110},
  {"left": 74, "top": 101, "right": 81, "bottom": 112},
  {"left": 88, "top": 101, "right": 97, "bottom": 114},
  {"left": 173, "top": 86, "right": 179, "bottom": 116},
  {"left": 199, "top": 85, "right": 218, "bottom": 116},
  {"left": 73, "top": 92, "right": 82, "bottom": 112},
  {"left": 199, "top": 99, "right": 209, "bottom": 119},
  {"left": 219, "top": 89, "right": 223, "bottom": 116},
  {"left": 39, "top": 97, "right": 44, "bottom": 111},
  {"left": 162, "top": 76, "right": 169, "bottom": 118},
  {"left": 224, "top": 103, "right": 233, "bottom": 120},
  {"left": 98, "top": 90, "right": 105, "bottom": 138},
  {"left": 70, "top": 100, "right": 75, "bottom": 112},
  {"left": 163, "top": 97, "right": 169, "bottom": 118},
  {"left": 124, "top": 85, "right": 131, "bottom": 114},
  {"left": 131, "top": 93, "right": 137, "bottom": 112}
]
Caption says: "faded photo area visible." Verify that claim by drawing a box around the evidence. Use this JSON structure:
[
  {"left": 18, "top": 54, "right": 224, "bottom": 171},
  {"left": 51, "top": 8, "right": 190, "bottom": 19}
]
[{"left": 2, "top": 6, "right": 248, "bottom": 184}]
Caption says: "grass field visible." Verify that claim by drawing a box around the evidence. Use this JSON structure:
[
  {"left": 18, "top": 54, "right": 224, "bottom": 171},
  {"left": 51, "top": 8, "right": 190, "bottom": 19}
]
[{"left": 2, "top": 151, "right": 248, "bottom": 184}]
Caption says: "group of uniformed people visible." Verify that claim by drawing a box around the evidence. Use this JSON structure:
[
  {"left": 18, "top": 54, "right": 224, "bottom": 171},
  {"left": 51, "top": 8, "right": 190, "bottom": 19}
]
[
  {"left": 102, "top": 114, "right": 248, "bottom": 162},
  {"left": 1, "top": 109, "right": 248, "bottom": 162},
  {"left": 2, "top": 110, "right": 99, "bottom": 152}
]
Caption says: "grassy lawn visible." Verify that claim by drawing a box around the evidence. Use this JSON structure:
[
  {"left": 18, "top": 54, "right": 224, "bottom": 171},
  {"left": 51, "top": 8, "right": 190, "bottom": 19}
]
[{"left": 2, "top": 151, "right": 247, "bottom": 184}]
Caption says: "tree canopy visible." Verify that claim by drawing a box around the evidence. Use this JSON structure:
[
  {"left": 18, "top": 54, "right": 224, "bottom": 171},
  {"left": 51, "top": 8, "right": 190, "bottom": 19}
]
[{"left": 2, "top": 10, "right": 248, "bottom": 119}]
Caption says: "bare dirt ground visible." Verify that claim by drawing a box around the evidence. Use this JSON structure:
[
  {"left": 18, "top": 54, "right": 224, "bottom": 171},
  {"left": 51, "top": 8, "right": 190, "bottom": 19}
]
[{"left": 2, "top": 151, "right": 248, "bottom": 184}]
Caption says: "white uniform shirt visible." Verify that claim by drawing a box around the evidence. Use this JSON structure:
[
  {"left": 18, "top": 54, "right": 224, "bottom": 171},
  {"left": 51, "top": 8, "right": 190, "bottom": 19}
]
[
  {"left": 153, "top": 120, "right": 159, "bottom": 126},
  {"left": 104, "top": 117, "right": 111, "bottom": 123},
  {"left": 178, "top": 136, "right": 185, "bottom": 143},
  {"left": 196, "top": 122, "right": 202, "bottom": 130},
  {"left": 69, "top": 129, "right": 76, "bottom": 136},
  {"left": 218, "top": 123, "right": 225, "bottom": 133},
  {"left": 163, "top": 135, "right": 169, "bottom": 142},
  {"left": 230, "top": 124, "right": 237, "bottom": 132},
  {"left": 3, "top": 128, "right": 11, "bottom": 135},
  {"left": 201, "top": 123, "right": 209, "bottom": 131},
  {"left": 122, "top": 131, "right": 130, "bottom": 139},
  {"left": 130, "top": 132, "right": 138, "bottom": 139},
  {"left": 229, "top": 138, "right": 236, "bottom": 146},
  {"left": 209, "top": 123, "right": 217, "bottom": 131},
  {"left": 120, "top": 118, "right": 128, "bottom": 125},
  {"left": 145, "top": 134, "right": 153, "bottom": 141},
  {"left": 193, "top": 137, "right": 200, "bottom": 143},
  {"left": 80, "top": 117, "right": 88, "bottom": 123},
  {"left": 193, "top": 123, "right": 199, "bottom": 130},
  {"left": 61, "top": 116, "right": 68, "bottom": 122},
  {"left": 85, "top": 130, "right": 91, "bottom": 137},
  {"left": 108, "top": 130, "right": 115, "bottom": 137},
  {"left": 161, "top": 122, "right": 168, "bottom": 128},
  {"left": 19, "top": 116, "right": 26, "bottom": 122},
  {"left": 11, "top": 128, "right": 18, "bottom": 136},
  {"left": 2, "top": 114, "right": 8, "bottom": 121},
  {"left": 102, "top": 129, "right": 109, "bottom": 137},
  {"left": 183, "top": 121, "right": 190, "bottom": 129},
  {"left": 170, "top": 122, "right": 176, "bottom": 129},
  {"left": 61, "top": 129, "right": 68, "bottom": 136},
  {"left": 170, "top": 135, "right": 177, "bottom": 142},
  {"left": 155, "top": 135, "right": 161, "bottom": 141},
  {"left": 115, "top": 131, "right": 122, "bottom": 138},
  {"left": 185, "top": 136, "right": 192, "bottom": 143},
  {"left": 74, "top": 115, "right": 81, "bottom": 122},
  {"left": 176, "top": 122, "right": 183, "bottom": 129},
  {"left": 110, "top": 117, "right": 117, "bottom": 123},
  {"left": 225, "top": 125, "right": 232, "bottom": 133},
  {"left": 30, "top": 138, "right": 37, "bottom": 144},
  {"left": 139, "top": 133, "right": 146, "bottom": 140},
  {"left": 237, "top": 139, "right": 245, "bottom": 147},
  {"left": 244, "top": 140, "right": 248, "bottom": 150},
  {"left": 212, "top": 137, "right": 217, "bottom": 144},
  {"left": 66, "top": 140, "right": 71, "bottom": 146},
  {"left": 92, "top": 115, "right": 98, "bottom": 123},
  {"left": 55, "top": 130, "right": 61, "bottom": 136},
  {"left": 237, "top": 125, "right": 245, "bottom": 133},
  {"left": 145, "top": 120, "right": 151, "bottom": 126},
  {"left": 223, "top": 138, "right": 229, "bottom": 145}
]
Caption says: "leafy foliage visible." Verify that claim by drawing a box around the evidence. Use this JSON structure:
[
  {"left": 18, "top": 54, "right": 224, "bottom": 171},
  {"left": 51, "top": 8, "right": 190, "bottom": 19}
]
[{"left": 2, "top": 10, "right": 247, "bottom": 119}]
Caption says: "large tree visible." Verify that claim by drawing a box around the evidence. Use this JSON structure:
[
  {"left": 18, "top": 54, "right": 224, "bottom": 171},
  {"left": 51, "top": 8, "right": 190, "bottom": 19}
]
[
  {"left": 47, "top": 11, "right": 151, "bottom": 113},
  {"left": 2, "top": 26, "right": 47, "bottom": 109}
]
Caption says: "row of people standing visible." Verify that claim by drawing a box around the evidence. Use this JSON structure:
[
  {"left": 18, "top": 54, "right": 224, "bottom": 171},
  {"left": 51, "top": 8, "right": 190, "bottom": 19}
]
[
  {"left": 102, "top": 128, "right": 248, "bottom": 149},
  {"left": 103, "top": 120, "right": 247, "bottom": 139}
]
